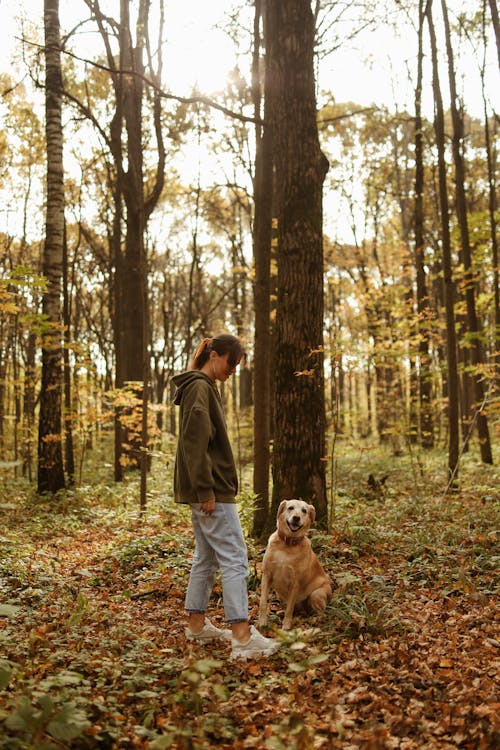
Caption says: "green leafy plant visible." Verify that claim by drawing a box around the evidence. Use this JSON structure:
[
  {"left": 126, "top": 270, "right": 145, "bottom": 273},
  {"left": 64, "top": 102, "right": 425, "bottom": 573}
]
[
  {"left": 265, "top": 713, "right": 315, "bottom": 749},
  {"left": 327, "top": 588, "right": 402, "bottom": 640},
  {"left": 4, "top": 694, "right": 90, "bottom": 746},
  {"left": 147, "top": 657, "right": 239, "bottom": 748},
  {"left": 0, "top": 659, "right": 14, "bottom": 690}
]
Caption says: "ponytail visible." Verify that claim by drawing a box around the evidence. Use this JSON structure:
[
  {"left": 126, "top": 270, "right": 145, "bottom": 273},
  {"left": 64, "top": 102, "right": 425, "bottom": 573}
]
[{"left": 190, "top": 338, "right": 212, "bottom": 370}]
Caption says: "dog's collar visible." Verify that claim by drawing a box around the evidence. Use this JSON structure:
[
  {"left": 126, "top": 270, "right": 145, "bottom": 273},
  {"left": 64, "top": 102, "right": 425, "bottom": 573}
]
[{"left": 278, "top": 530, "right": 305, "bottom": 546}]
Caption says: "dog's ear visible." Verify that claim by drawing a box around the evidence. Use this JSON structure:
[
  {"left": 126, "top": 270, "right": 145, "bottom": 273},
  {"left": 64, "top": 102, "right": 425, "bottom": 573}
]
[
  {"left": 277, "top": 500, "right": 288, "bottom": 517},
  {"left": 308, "top": 504, "right": 316, "bottom": 523}
]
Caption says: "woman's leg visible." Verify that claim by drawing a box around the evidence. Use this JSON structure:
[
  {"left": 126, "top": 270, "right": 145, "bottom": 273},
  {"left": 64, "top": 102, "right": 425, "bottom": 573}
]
[
  {"left": 185, "top": 506, "right": 218, "bottom": 619},
  {"left": 187, "top": 505, "right": 279, "bottom": 654},
  {"left": 190, "top": 503, "right": 249, "bottom": 625}
]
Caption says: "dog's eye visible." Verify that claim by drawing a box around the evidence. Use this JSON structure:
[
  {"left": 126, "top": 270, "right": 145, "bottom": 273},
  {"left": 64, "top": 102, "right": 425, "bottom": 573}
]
[{"left": 301, "top": 508, "right": 307, "bottom": 514}]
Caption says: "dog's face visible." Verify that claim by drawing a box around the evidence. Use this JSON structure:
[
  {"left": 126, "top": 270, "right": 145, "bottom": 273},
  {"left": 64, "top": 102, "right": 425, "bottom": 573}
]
[{"left": 277, "top": 499, "right": 315, "bottom": 536}]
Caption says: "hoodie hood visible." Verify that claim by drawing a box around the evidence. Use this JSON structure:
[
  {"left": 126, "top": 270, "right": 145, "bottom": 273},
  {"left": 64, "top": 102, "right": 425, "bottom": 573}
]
[{"left": 171, "top": 370, "right": 214, "bottom": 405}]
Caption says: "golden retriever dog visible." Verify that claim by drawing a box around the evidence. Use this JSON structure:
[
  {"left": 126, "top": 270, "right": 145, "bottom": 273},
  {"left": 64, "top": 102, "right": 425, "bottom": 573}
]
[{"left": 258, "top": 499, "right": 332, "bottom": 631}]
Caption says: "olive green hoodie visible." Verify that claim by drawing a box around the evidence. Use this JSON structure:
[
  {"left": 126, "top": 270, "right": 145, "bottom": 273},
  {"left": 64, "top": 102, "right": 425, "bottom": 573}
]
[{"left": 171, "top": 370, "right": 238, "bottom": 504}]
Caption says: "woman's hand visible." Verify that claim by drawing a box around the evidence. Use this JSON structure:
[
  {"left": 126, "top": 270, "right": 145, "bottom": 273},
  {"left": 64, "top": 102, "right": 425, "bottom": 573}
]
[{"left": 200, "top": 497, "right": 216, "bottom": 515}]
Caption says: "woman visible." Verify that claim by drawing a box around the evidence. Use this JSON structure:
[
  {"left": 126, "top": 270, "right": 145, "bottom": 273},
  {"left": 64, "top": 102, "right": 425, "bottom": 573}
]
[{"left": 172, "top": 333, "right": 278, "bottom": 660}]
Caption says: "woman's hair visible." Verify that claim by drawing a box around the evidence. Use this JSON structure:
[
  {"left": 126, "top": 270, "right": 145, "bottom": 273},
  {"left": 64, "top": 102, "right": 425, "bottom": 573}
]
[{"left": 190, "top": 334, "right": 245, "bottom": 370}]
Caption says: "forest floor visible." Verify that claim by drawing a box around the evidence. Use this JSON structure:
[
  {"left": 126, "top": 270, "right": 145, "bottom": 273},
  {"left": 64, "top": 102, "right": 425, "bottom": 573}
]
[{"left": 0, "top": 441, "right": 499, "bottom": 749}]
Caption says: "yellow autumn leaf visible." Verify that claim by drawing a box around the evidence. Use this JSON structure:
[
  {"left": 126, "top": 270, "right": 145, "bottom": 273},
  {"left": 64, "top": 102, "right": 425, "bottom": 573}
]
[{"left": 0, "top": 301, "right": 20, "bottom": 314}]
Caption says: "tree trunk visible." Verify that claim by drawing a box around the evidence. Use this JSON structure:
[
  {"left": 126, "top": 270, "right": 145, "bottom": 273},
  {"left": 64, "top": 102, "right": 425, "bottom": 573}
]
[
  {"left": 38, "top": 0, "right": 66, "bottom": 494},
  {"left": 62, "top": 222, "right": 75, "bottom": 485},
  {"left": 390, "top": 110, "right": 417, "bottom": 444},
  {"left": 441, "top": 0, "right": 493, "bottom": 464},
  {"left": 88, "top": 0, "right": 163, "bottom": 480},
  {"left": 86, "top": 0, "right": 164, "bottom": 479},
  {"left": 252, "top": 0, "right": 273, "bottom": 536},
  {"left": 121, "top": 0, "right": 145, "bottom": 386},
  {"left": 0, "top": 315, "right": 13, "bottom": 457},
  {"left": 488, "top": 0, "right": 500, "bottom": 68},
  {"left": 88, "top": 0, "right": 128, "bottom": 481},
  {"left": 183, "top": 125, "right": 202, "bottom": 370},
  {"left": 23, "top": 331, "right": 36, "bottom": 481},
  {"left": 414, "top": 0, "right": 434, "bottom": 448},
  {"left": 108, "top": 57, "right": 125, "bottom": 481},
  {"left": 327, "top": 278, "right": 345, "bottom": 435},
  {"left": 266, "top": 0, "right": 329, "bottom": 529},
  {"left": 481, "top": 1, "right": 500, "bottom": 394},
  {"left": 112, "top": 179, "right": 125, "bottom": 481},
  {"left": 427, "top": 1, "right": 460, "bottom": 483}
]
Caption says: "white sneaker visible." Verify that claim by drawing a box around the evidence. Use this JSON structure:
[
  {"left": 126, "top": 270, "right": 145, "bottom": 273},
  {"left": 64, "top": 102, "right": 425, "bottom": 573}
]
[
  {"left": 185, "top": 618, "right": 232, "bottom": 642},
  {"left": 230, "top": 625, "right": 280, "bottom": 660}
]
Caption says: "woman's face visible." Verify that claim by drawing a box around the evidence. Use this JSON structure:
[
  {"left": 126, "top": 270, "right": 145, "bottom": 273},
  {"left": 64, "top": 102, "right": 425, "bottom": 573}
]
[{"left": 212, "top": 352, "right": 242, "bottom": 382}]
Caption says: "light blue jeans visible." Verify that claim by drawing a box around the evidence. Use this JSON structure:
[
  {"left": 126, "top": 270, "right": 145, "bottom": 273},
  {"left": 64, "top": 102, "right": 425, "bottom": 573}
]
[{"left": 185, "top": 502, "right": 249, "bottom": 623}]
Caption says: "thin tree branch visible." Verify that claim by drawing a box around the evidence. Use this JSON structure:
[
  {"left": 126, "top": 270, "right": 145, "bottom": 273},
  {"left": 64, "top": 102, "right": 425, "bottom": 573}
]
[
  {"left": 318, "top": 106, "right": 379, "bottom": 125},
  {"left": 18, "top": 35, "right": 263, "bottom": 126}
]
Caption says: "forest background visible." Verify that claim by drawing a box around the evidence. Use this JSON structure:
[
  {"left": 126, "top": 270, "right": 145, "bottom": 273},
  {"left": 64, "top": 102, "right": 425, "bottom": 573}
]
[{"left": 0, "top": 0, "right": 499, "bottom": 748}]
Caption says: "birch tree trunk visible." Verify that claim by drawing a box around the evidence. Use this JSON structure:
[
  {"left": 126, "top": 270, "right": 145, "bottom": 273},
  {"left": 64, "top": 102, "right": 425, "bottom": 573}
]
[{"left": 38, "top": 0, "right": 66, "bottom": 493}]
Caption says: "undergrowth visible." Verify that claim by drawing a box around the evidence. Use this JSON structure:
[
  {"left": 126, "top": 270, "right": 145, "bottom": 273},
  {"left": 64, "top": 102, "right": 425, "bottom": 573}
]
[{"left": 0, "top": 442, "right": 498, "bottom": 748}]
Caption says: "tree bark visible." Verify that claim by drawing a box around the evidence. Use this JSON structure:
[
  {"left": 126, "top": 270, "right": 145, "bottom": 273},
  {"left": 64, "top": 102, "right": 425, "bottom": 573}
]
[
  {"left": 38, "top": 0, "right": 66, "bottom": 493},
  {"left": 427, "top": 1, "right": 460, "bottom": 483},
  {"left": 488, "top": 0, "right": 500, "bottom": 69},
  {"left": 414, "top": 0, "right": 434, "bottom": 448},
  {"left": 252, "top": 0, "right": 273, "bottom": 536},
  {"left": 441, "top": 0, "right": 493, "bottom": 464},
  {"left": 120, "top": 0, "right": 145, "bottom": 386},
  {"left": 23, "top": 331, "right": 36, "bottom": 481},
  {"left": 62, "top": 222, "right": 75, "bottom": 484},
  {"left": 86, "top": 0, "right": 165, "bottom": 479},
  {"left": 266, "top": 0, "right": 329, "bottom": 529},
  {"left": 481, "top": 2, "right": 500, "bottom": 391}
]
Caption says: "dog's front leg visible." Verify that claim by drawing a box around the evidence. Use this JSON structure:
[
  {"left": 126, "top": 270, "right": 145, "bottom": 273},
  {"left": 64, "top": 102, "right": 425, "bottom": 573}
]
[
  {"left": 258, "top": 571, "right": 270, "bottom": 628},
  {"left": 282, "top": 580, "right": 299, "bottom": 630}
]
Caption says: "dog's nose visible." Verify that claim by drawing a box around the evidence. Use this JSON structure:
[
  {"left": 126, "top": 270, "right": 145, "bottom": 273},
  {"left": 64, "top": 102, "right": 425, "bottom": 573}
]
[{"left": 291, "top": 515, "right": 301, "bottom": 524}]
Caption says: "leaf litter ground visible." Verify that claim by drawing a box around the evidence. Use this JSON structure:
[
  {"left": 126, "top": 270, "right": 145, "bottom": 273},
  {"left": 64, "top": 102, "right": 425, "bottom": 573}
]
[{"left": 0, "top": 447, "right": 498, "bottom": 749}]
